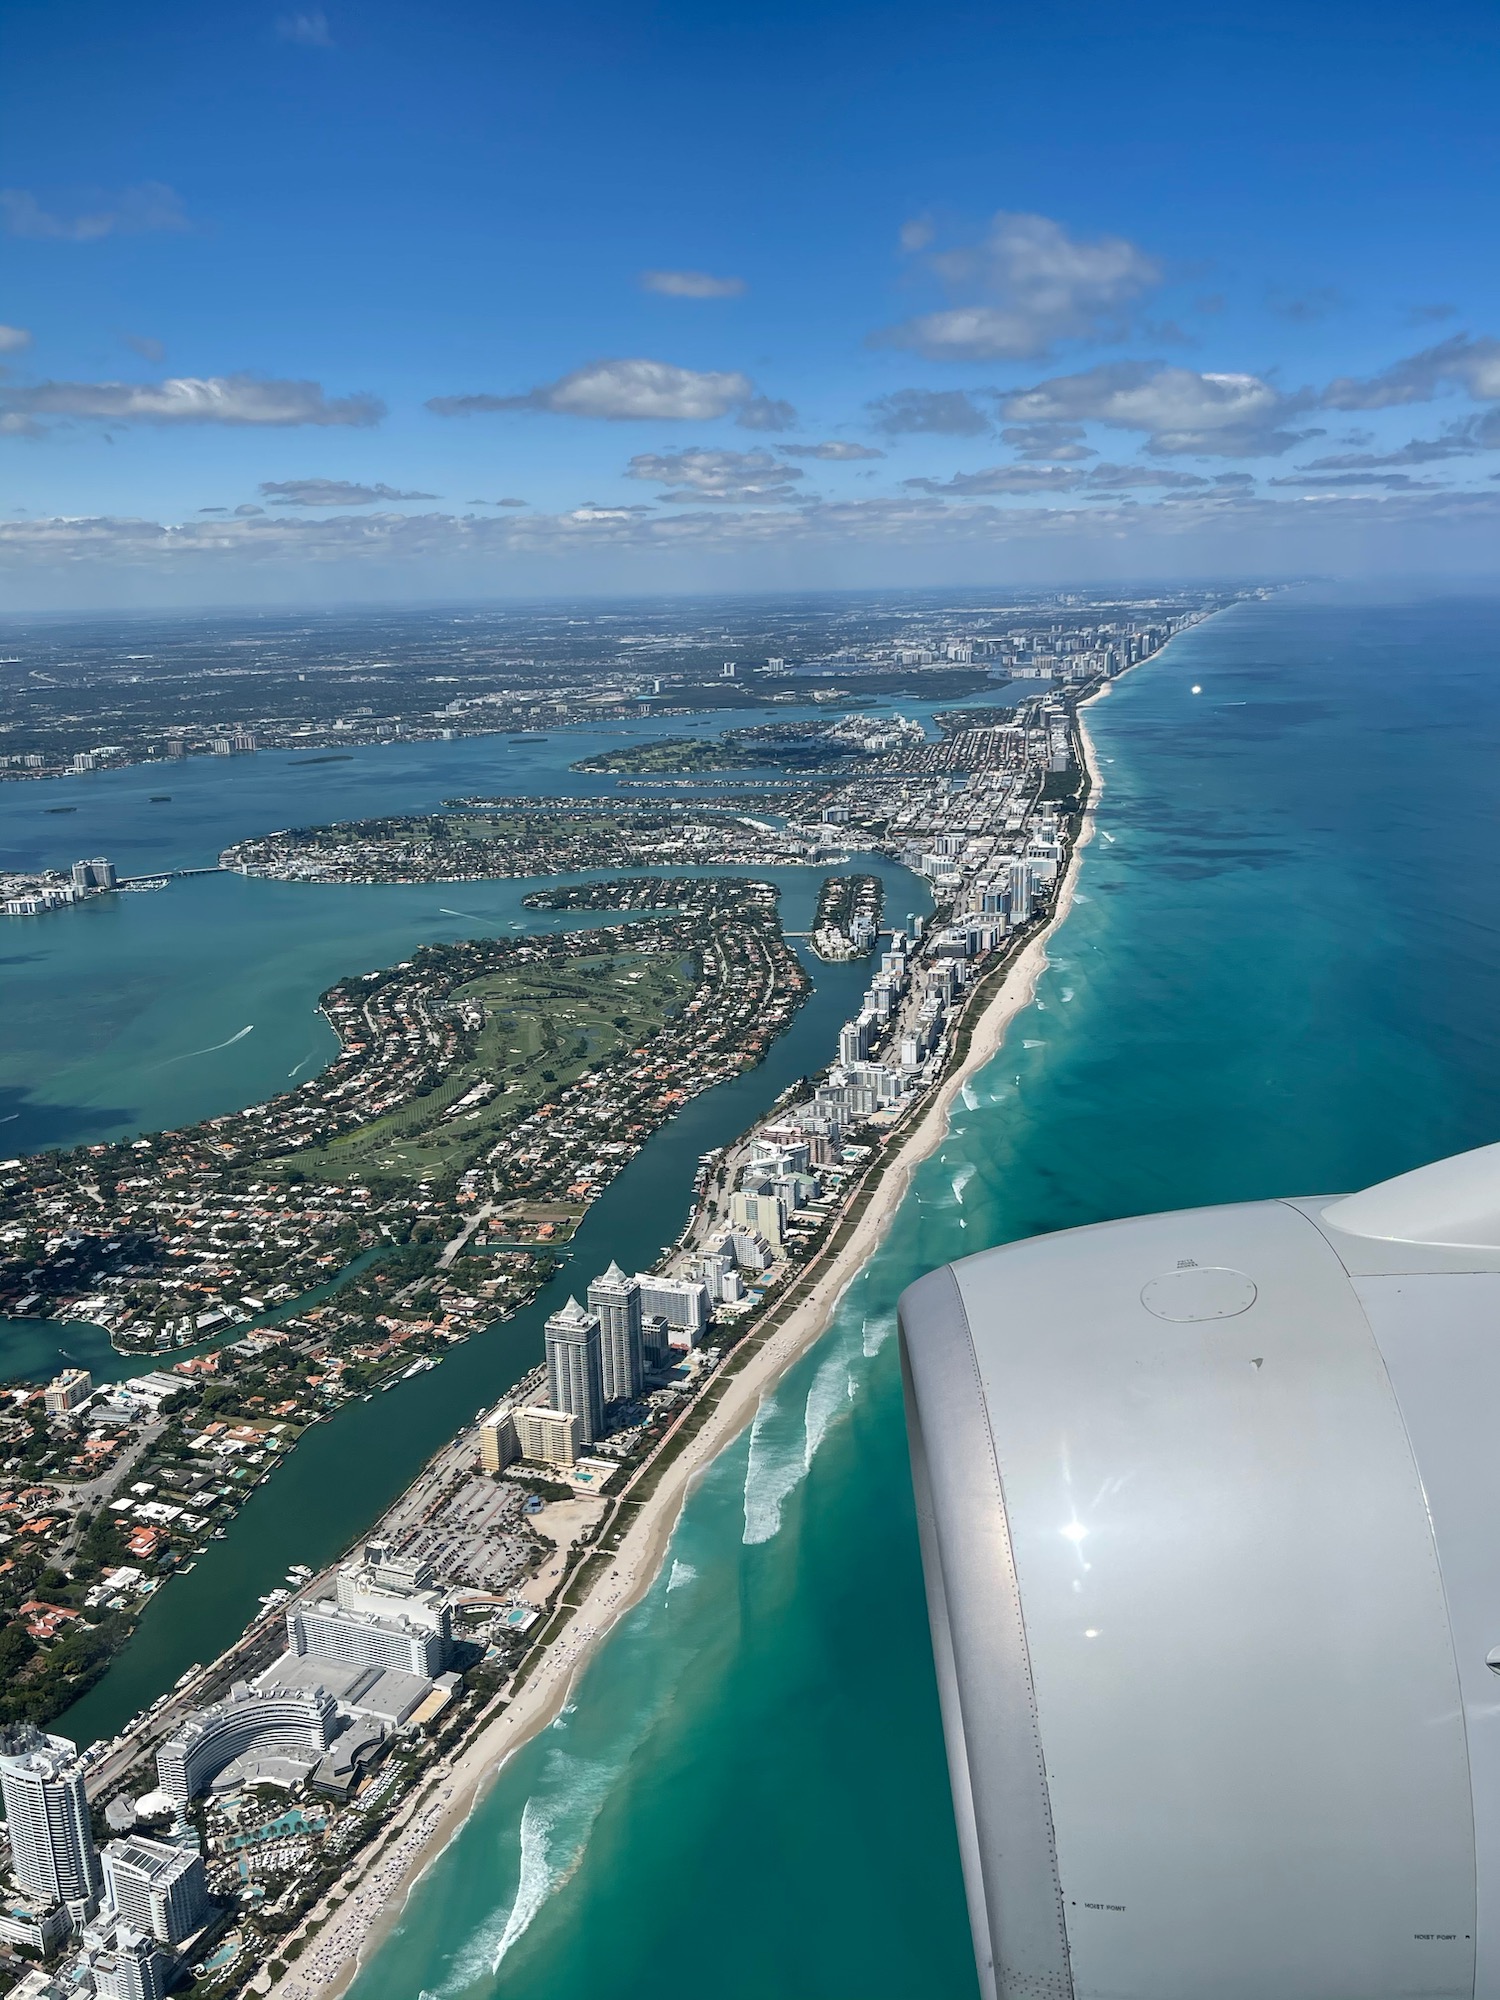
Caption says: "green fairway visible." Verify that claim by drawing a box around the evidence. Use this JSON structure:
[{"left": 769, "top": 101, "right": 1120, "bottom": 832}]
[{"left": 270, "top": 949, "right": 691, "bottom": 1188}]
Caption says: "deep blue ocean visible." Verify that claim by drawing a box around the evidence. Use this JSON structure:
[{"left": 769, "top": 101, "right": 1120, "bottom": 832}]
[{"left": 337, "top": 588, "right": 1500, "bottom": 2000}]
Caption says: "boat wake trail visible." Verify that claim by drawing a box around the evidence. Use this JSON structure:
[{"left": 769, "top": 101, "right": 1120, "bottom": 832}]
[
  {"left": 148, "top": 1025, "right": 253, "bottom": 1069},
  {"left": 440, "top": 908, "right": 484, "bottom": 922}
]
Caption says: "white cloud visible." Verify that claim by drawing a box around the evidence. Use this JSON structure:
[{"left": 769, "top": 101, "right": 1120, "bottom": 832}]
[
  {"left": 276, "top": 10, "right": 334, "bottom": 46},
  {"left": 1001, "top": 362, "right": 1316, "bottom": 456},
  {"left": 1082, "top": 462, "right": 1211, "bottom": 490},
  {"left": 9, "top": 485, "right": 1500, "bottom": 591},
  {"left": 124, "top": 333, "right": 166, "bottom": 363},
  {"left": 904, "top": 465, "right": 1079, "bottom": 496},
  {"left": 427, "top": 358, "right": 754, "bottom": 422},
  {"left": 1269, "top": 469, "right": 1449, "bottom": 491},
  {"left": 1296, "top": 425, "right": 1494, "bottom": 471},
  {"left": 779, "top": 440, "right": 885, "bottom": 460},
  {"left": 640, "top": 270, "right": 746, "bottom": 299},
  {"left": 877, "top": 211, "right": 1162, "bottom": 361},
  {"left": 625, "top": 447, "right": 804, "bottom": 504},
  {"left": 1321, "top": 335, "right": 1500, "bottom": 409},
  {"left": 901, "top": 460, "right": 1210, "bottom": 497},
  {"left": 1000, "top": 421, "right": 1094, "bottom": 462},
  {"left": 0, "top": 183, "right": 189, "bottom": 242},
  {"left": 0, "top": 325, "right": 31, "bottom": 353},
  {"left": 735, "top": 394, "right": 797, "bottom": 432},
  {"left": 0, "top": 374, "right": 385, "bottom": 430},
  {"left": 867, "top": 389, "right": 990, "bottom": 436},
  {"left": 259, "top": 479, "right": 437, "bottom": 506}
]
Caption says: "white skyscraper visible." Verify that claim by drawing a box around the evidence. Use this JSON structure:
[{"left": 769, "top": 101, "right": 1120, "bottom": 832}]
[
  {"left": 587, "top": 1262, "right": 645, "bottom": 1403},
  {"left": 544, "top": 1296, "right": 605, "bottom": 1443},
  {"left": 0, "top": 1728, "right": 102, "bottom": 1917},
  {"left": 91, "top": 1927, "right": 164, "bottom": 2000},
  {"left": 102, "top": 1838, "right": 210, "bottom": 1948}
]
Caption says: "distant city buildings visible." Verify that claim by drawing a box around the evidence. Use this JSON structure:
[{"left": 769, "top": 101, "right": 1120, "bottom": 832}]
[{"left": 3, "top": 858, "right": 118, "bottom": 917}]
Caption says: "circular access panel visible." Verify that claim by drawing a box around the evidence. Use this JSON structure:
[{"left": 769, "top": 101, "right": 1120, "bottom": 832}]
[{"left": 1140, "top": 1266, "right": 1258, "bottom": 1323}]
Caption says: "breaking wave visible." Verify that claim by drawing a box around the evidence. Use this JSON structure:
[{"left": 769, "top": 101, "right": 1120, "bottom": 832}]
[
  {"left": 436, "top": 1756, "right": 614, "bottom": 1994},
  {"left": 666, "top": 1559, "right": 697, "bottom": 1593},
  {"left": 741, "top": 1394, "right": 805, "bottom": 1546},
  {"left": 862, "top": 1310, "right": 896, "bottom": 1357},
  {"left": 742, "top": 1340, "right": 861, "bottom": 1545}
]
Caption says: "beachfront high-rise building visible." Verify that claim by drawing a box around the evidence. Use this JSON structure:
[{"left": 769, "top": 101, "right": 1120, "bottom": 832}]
[
  {"left": 515, "top": 1405, "right": 581, "bottom": 1467},
  {"left": 102, "top": 1838, "right": 210, "bottom": 1948},
  {"left": 1007, "top": 858, "right": 1034, "bottom": 924},
  {"left": 544, "top": 1297, "right": 605, "bottom": 1443},
  {"left": 90, "top": 1927, "right": 165, "bottom": 2000},
  {"left": 287, "top": 1540, "right": 452, "bottom": 1676},
  {"left": 634, "top": 1275, "right": 711, "bottom": 1348},
  {"left": 156, "top": 1684, "right": 338, "bottom": 1806},
  {"left": 479, "top": 1402, "right": 520, "bottom": 1472},
  {"left": 287, "top": 1597, "right": 449, "bottom": 1678},
  {"left": 587, "top": 1263, "right": 645, "bottom": 1403},
  {"left": 0, "top": 1728, "right": 102, "bottom": 1917}
]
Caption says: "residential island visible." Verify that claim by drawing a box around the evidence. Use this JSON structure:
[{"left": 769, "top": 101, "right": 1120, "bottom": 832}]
[{"left": 0, "top": 595, "right": 1232, "bottom": 2000}]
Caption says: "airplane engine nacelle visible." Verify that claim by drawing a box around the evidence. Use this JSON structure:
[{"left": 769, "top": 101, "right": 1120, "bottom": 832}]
[{"left": 899, "top": 1144, "right": 1500, "bottom": 2000}]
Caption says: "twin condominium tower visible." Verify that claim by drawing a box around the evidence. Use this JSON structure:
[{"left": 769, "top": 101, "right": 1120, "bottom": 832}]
[{"left": 482, "top": 1262, "right": 710, "bottom": 1470}]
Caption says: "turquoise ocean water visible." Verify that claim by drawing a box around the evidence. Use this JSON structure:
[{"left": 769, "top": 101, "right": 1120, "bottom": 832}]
[{"left": 343, "top": 590, "right": 1500, "bottom": 2000}]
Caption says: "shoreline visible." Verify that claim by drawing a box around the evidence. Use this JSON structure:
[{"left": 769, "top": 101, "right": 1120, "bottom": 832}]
[{"left": 271, "top": 688, "right": 1113, "bottom": 2000}]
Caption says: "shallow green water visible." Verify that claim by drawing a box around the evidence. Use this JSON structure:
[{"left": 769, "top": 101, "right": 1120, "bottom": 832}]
[{"left": 347, "top": 591, "right": 1500, "bottom": 2000}]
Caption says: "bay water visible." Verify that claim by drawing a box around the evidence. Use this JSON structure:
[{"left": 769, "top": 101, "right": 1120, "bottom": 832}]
[{"left": 344, "top": 589, "right": 1500, "bottom": 2000}]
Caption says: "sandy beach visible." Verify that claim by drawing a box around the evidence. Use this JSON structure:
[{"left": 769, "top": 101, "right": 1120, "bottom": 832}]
[{"left": 270, "top": 697, "right": 1108, "bottom": 2000}]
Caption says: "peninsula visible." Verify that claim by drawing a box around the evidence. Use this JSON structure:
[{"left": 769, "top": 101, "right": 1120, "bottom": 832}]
[{"left": 0, "top": 595, "right": 1238, "bottom": 2000}]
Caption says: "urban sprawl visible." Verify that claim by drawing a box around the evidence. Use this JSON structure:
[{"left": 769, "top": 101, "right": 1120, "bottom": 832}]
[{"left": 0, "top": 595, "right": 1241, "bottom": 2000}]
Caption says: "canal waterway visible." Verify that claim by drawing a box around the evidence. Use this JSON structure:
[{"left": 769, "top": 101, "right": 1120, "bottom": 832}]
[
  {"left": 0, "top": 687, "right": 997, "bottom": 1154},
  {"left": 1, "top": 682, "right": 951, "bottom": 1743},
  {"left": 345, "top": 588, "right": 1500, "bottom": 2000},
  {"left": 54, "top": 854, "right": 928, "bottom": 1747}
]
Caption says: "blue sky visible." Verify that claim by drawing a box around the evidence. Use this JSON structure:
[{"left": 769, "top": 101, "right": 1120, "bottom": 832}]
[{"left": 4, "top": 0, "right": 1500, "bottom": 605}]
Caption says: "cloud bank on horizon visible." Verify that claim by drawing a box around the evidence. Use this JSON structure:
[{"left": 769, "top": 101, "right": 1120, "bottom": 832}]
[{"left": 3, "top": 0, "right": 1499, "bottom": 603}]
